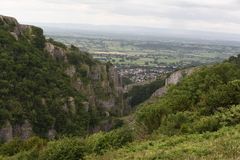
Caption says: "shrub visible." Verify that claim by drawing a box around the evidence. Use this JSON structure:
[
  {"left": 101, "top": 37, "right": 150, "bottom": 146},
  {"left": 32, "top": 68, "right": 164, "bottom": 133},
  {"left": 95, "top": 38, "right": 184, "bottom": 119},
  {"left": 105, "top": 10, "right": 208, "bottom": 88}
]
[
  {"left": 0, "top": 138, "right": 23, "bottom": 156},
  {"left": 39, "top": 138, "right": 85, "bottom": 160},
  {"left": 86, "top": 127, "right": 133, "bottom": 154}
]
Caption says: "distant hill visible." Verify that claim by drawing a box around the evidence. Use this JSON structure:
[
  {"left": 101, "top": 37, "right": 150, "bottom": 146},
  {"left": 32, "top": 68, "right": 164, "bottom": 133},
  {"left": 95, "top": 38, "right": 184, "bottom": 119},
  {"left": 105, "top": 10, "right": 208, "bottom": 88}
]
[{"left": 37, "top": 23, "right": 240, "bottom": 42}]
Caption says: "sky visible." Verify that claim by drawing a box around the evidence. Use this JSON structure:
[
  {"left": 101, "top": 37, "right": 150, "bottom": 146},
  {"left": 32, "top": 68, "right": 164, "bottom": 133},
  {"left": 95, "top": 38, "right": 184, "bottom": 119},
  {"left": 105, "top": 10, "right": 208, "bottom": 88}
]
[{"left": 1, "top": 0, "right": 240, "bottom": 34}]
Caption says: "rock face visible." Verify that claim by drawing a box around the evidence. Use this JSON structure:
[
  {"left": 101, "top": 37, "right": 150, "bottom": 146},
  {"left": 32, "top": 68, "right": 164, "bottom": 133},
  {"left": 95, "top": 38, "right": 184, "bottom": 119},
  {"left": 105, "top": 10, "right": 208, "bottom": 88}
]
[
  {"left": 0, "top": 121, "right": 13, "bottom": 142},
  {"left": 13, "top": 120, "right": 33, "bottom": 140},
  {"left": 0, "top": 15, "right": 127, "bottom": 141},
  {"left": 0, "top": 15, "right": 41, "bottom": 41},
  {"left": 0, "top": 120, "right": 33, "bottom": 142},
  {"left": 151, "top": 87, "right": 167, "bottom": 98},
  {"left": 45, "top": 42, "right": 68, "bottom": 62},
  {"left": 165, "top": 68, "right": 195, "bottom": 86},
  {"left": 152, "top": 68, "right": 196, "bottom": 98}
]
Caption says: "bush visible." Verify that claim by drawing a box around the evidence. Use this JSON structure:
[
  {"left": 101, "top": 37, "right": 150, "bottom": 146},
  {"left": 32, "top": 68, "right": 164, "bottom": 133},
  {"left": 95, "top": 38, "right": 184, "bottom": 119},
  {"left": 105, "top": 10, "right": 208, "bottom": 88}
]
[
  {"left": 158, "top": 112, "right": 197, "bottom": 135},
  {"left": 86, "top": 127, "right": 133, "bottom": 154},
  {"left": 136, "top": 61, "right": 240, "bottom": 134},
  {"left": 39, "top": 138, "right": 85, "bottom": 160},
  {"left": 23, "top": 137, "right": 47, "bottom": 151},
  {"left": 0, "top": 138, "right": 23, "bottom": 156}
]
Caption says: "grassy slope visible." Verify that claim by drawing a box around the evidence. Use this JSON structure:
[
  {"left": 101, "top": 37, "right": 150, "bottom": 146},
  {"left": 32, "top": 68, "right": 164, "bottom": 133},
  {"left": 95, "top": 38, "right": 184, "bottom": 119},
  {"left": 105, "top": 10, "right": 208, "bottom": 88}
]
[
  {"left": 87, "top": 124, "right": 240, "bottom": 160},
  {"left": 86, "top": 55, "right": 240, "bottom": 160}
]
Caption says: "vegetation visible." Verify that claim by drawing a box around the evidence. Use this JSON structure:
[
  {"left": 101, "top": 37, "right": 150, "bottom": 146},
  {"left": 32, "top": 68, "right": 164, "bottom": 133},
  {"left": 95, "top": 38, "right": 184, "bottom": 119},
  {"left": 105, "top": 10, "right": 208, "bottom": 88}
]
[
  {"left": 125, "top": 78, "right": 165, "bottom": 107},
  {"left": 0, "top": 18, "right": 122, "bottom": 139},
  {"left": 0, "top": 128, "right": 133, "bottom": 160},
  {"left": 87, "top": 124, "right": 240, "bottom": 160},
  {"left": 1, "top": 16, "right": 240, "bottom": 160},
  {"left": 0, "top": 26, "right": 92, "bottom": 136},
  {"left": 136, "top": 57, "right": 240, "bottom": 134}
]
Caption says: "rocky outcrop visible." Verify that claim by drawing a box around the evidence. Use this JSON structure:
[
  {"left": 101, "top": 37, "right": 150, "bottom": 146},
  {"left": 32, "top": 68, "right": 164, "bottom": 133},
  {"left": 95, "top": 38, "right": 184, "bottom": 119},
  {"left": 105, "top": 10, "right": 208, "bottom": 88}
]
[
  {"left": 13, "top": 120, "right": 33, "bottom": 140},
  {"left": 0, "top": 15, "right": 128, "bottom": 140},
  {"left": 151, "top": 87, "right": 167, "bottom": 98},
  {"left": 0, "top": 15, "right": 18, "bottom": 26},
  {"left": 0, "top": 15, "right": 40, "bottom": 41},
  {"left": 0, "top": 120, "right": 33, "bottom": 142},
  {"left": 152, "top": 67, "right": 196, "bottom": 98},
  {"left": 44, "top": 42, "right": 68, "bottom": 62},
  {"left": 0, "top": 121, "right": 13, "bottom": 142},
  {"left": 47, "top": 128, "right": 57, "bottom": 140},
  {"left": 109, "top": 66, "right": 123, "bottom": 93},
  {"left": 98, "top": 99, "right": 115, "bottom": 110},
  {"left": 165, "top": 68, "right": 195, "bottom": 86}
]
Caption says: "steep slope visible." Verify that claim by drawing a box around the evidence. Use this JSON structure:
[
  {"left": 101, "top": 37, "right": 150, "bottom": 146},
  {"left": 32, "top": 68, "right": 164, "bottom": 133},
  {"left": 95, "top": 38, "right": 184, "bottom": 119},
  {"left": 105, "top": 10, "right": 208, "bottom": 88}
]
[
  {"left": 136, "top": 55, "right": 240, "bottom": 134},
  {"left": 87, "top": 124, "right": 240, "bottom": 160},
  {"left": 85, "top": 55, "right": 240, "bottom": 159},
  {"left": 0, "top": 15, "right": 126, "bottom": 141},
  {"left": 0, "top": 55, "right": 239, "bottom": 160},
  {"left": 151, "top": 67, "right": 196, "bottom": 98}
]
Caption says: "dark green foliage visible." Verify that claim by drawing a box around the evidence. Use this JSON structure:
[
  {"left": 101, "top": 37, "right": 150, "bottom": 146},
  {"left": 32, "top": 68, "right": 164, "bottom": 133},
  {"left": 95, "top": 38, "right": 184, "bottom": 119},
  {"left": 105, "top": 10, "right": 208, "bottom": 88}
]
[
  {"left": 0, "top": 137, "right": 46, "bottom": 158},
  {"left": 122, "top": 76, "right": 133, "bottom": 85},
  {"left": 228, "top": 54, "right": 240, "bottom": 65},
  {"left": 136, "top": 56, "right": 240, "bottom": 134},
  {"left": 0, "top": 109, "right": 10, "bottom": 127},
  {"left": 39, "top": 138, "right": 85, "bottom": 160},
  {"left": 47, "top": 38, "right": 67, "bottom": 49},
  {"left": 67, "top": 45, "right": 96, "bottom": 66},
  {"left": 0, "top": 27, "right": 91, "bottom": 137},
  {"left": 0, "top": 138, "right": 23, "bottom": 156},
  {"left": 126, "top": 78, "right": 165, "bottom": 107},
  {"left": 86, "top": 127, "right": 133, "bottom": 154},
  {"left": 30, "top": 27, "right": 45, "bottom": 50}
]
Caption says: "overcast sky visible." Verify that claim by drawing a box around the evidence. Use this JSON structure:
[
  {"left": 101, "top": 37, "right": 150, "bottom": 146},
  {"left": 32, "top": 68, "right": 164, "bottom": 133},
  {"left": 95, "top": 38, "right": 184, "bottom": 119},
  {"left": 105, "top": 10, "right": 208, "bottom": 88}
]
[{"left": 1, "top": 0, "right": 240, "bottom": 34}]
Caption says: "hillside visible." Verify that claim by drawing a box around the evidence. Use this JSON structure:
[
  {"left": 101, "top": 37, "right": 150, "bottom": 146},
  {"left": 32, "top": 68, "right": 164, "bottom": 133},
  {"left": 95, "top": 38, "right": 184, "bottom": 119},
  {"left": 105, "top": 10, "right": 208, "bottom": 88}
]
[
  {"left": 0, "top": 15, "right": 127, "bottom": 141},
  {"left": 87, "top": 124, "right": 240, "bottom": 160},
  {"left": 0, "top": 15, "right": 240, "bottom": 160},
  {"left": 0, "top": 54, "right": 239, "bottom": 160},
  {"left": 87, "top": 54, "right": 240, "bottom": 160}
]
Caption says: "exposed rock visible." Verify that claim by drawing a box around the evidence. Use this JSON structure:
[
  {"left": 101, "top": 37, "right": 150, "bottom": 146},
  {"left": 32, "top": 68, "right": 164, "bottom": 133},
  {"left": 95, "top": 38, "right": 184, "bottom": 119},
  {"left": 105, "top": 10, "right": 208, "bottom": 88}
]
[
  {"left": 109, "top": 66, "right": 123, "bottom": 93},
  {"left": 65, "top": 65, "right": 76, "bottom": 78},
  {"left": 165, "top": 70, "right": 184, "bottom": 86},
  {"left": 98, "top": 99, "right": 115, "bottom": 110},
  {"left": 44, "top": 42, "right": 68, "bottom": 62},
  {"left": 152, "top": 67, "right": 197, "bottom": 98},
  {"left": 151, "top": 87, "right": 167, "bottom": 98},
  {"left": 0, "top": 121, "right": 13, "bottom": 142},
  {"left": 88, "top": 95, "right": 96, "bottom": 108},
  {"left": 90, "top": 67, "right": 101, "bottom": 80},
  {"left": 0, "top": 15, "right": 40, "bottom": 41},
  {"left": 0, "top": 15, "right": 18, "bottom": 26},
  {"left": 82, "top": 101, "right": 90, "bottom": 112},
  {"left": 47, "top": 129, "right": 57, "bottom": 140},
  {"left": 41, "top": 98, "right": 46, "bottom": 106},
  {"left": 20, "top": 120, "right": 33, "bottom": 140},
  {"left": 10, "top": 32, "right": 18, "bottom": 40},
  {"left": 62, "top": 103, "right": 69, "bottom": 112},
  {"left": 105, "top": 111, "right": 110, "bottom": 117},
  {"left": 73, "top": 78, "right": 83, "bottom": 91},
  {"left": 165, "top": 68, "right": 196, "bottom": 86},
  {"left": 68, "top": 97, "right": 76, "bottom": 114},
  {"left": 13, "top": 120, "right": 33, "bottom": 140},
  {"left": 0, "top": 15, "right": 128, "bottom": 139}
]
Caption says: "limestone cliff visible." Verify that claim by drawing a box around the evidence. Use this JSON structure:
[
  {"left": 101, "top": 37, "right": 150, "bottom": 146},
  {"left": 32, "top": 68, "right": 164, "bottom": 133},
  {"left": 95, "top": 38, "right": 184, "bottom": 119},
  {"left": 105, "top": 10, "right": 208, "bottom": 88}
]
[
  {"left": 0, "top": 15, "right": 126, "bottom": 142},
  {"left": 152, "top": 67, "right": 197, "bottom": 98}
]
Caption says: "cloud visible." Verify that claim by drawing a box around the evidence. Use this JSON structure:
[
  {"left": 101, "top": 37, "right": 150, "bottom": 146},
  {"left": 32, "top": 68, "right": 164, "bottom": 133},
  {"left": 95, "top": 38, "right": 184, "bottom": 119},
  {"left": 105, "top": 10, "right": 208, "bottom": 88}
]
[{"left": 1, "top": 0, "right": 240, "bottom": 34}]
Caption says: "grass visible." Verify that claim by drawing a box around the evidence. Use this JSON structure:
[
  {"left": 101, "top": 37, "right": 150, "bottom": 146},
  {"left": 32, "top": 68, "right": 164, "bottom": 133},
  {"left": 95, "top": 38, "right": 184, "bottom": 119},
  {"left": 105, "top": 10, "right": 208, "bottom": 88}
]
[{"left": 86, "top": 125, "right": 240, "bottom": 160}]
